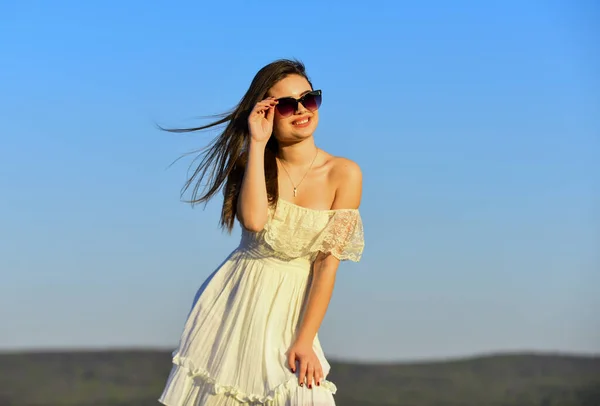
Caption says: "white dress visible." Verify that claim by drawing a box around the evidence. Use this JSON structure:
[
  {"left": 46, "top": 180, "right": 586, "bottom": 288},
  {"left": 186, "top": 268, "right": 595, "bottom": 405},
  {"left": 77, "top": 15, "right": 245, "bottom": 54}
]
[{"left": 159, "top": 198, "right": 365, "bottom": 406}]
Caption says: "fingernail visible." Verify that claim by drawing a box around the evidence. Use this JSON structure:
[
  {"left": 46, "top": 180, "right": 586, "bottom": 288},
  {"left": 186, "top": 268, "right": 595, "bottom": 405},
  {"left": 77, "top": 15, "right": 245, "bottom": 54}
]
[
  {"left": 291, "top": 368, "right": 295, "bottom": 373},
  {"left": 317, "top": 381, "right": 320, "bottom": 386},
  {"left": 308, "top": 384, "right": 312, "bottom": 389},
  {"left": 300, "top": 383, "right": 303, "bottom": 387}
]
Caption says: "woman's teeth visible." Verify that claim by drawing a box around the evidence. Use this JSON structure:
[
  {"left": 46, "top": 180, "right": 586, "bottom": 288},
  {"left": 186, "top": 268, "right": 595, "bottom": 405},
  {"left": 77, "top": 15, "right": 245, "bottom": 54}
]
[{"left": 293, "top": 118, "right": 309, "bottom": 125}]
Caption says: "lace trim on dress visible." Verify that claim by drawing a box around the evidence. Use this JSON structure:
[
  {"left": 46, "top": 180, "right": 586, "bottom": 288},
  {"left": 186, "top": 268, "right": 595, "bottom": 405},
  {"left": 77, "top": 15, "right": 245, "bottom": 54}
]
[{"left": 263, "top": 199, "right": 365, "bottom": 262}]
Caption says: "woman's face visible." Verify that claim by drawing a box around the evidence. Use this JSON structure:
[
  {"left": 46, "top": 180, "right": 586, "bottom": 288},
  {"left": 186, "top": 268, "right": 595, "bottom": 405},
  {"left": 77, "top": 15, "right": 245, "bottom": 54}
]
[{"left": 267, "top": 74, "right": 320, "bottom": 143}]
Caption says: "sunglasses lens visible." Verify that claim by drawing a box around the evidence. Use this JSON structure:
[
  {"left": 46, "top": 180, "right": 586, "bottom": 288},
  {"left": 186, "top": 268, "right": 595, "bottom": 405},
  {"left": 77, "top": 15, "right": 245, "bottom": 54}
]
[
  {"left": 275, "top": 91, "right": 322, "bottom": 116},
  {"left": 276, "top": 99, "right": 297, "bottom": 117},
  {"left": 303, "top": 92, "right": 322, "bottom": 112}
]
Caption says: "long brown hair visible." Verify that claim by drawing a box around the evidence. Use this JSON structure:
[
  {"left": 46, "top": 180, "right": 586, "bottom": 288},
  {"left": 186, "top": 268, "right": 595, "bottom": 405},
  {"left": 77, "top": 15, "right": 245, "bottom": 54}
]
[{"left": 162, "top": 59, "right": 314, "bottom": 232}]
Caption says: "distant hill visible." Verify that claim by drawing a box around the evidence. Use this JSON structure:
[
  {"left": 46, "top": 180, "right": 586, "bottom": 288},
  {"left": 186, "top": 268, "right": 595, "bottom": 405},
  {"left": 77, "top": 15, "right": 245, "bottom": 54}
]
[{"left": 0, "top": 350, "right": 599, "bottom": 406}]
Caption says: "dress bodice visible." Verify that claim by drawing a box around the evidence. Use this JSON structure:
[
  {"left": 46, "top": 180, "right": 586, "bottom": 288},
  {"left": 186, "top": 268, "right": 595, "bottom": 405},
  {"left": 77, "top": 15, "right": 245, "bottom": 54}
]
[{"left": 240, "top": 198, "right": 365, "bottom": 263}]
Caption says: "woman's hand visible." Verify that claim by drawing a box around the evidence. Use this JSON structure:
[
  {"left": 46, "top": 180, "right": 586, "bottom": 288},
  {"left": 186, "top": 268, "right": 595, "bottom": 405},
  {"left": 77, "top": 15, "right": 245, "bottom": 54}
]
[
  {"left": 247, "top": 97, "right": 278, "bottom": 144},
  {"left": 287, "top": 339, "right": 323, "bottom": 389}
]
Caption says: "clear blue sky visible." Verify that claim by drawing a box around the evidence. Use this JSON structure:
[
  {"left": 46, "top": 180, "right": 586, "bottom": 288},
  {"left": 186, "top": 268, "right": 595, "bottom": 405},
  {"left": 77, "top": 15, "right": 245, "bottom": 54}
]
[{"left": 1, "top": 1, "right": 598, "bottom": 362}]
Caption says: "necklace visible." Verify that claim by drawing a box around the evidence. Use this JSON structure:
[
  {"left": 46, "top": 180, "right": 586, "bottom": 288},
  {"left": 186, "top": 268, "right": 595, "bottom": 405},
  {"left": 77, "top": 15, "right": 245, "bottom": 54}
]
[{"left": 278, "top": 148, "right": 319, "bottom": 198}]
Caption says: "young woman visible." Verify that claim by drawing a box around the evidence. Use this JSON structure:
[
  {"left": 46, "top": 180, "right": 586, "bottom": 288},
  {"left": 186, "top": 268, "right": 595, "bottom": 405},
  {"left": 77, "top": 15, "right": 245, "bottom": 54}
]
[{"left": 159, "top": 59, "right": 365, "bottom": 406}]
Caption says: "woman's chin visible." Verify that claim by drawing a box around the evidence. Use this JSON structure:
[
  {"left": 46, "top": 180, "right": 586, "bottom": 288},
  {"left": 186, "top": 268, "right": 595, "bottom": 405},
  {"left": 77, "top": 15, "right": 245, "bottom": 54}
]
[
  {"left": 276, "top": 128, "right": 316, "bottom": 143},
  {"left": 286, "top": 134, "right": 314, "bottom": 144}
]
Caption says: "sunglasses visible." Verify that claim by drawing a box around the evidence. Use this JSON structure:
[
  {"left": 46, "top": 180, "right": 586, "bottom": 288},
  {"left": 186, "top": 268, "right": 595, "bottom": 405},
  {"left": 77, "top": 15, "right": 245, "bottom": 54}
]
[{"left": 275, "top": 90, "right": 322, "bottom": 117}]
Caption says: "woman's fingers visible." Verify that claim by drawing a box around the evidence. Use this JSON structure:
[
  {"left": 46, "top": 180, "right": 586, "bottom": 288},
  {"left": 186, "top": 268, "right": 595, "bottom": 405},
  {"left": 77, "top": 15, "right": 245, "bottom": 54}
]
[
  {"left": 253, "top": 98, "right": 277, "bottom": 111},
  {"left": 287, "top": 351, "right": 296, "bottom": 373},
  {"left": 250, "top": 104, "right": 275, "bottom": 119},
  {"left": 314, "top": 365, "right": 323, "bottom": 387},
  {"left": 306, "top": 364, "right": 315, "bottom": 389},
  {"left": 287, "top": 345, "right": 325, "bottom": 389},
  {"left": 298, "top": 359, "right": 308, "bottom": 386},
  {"left": 264, "top": 103, "right": 276, "bottom": 122}
]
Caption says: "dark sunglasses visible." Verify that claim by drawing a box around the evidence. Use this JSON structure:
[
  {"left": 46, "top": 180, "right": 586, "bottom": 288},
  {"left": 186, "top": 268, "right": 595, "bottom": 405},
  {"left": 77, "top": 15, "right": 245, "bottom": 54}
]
[{"left": 275, "top": 90, "right": 322, "bottom": 117}]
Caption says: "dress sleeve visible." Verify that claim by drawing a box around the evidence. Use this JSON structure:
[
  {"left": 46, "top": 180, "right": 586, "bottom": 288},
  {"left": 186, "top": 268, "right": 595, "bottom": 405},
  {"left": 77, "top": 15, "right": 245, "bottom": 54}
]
[
  {"left": 263, "top": 203, "right": 365, "bottom": 262},
  {"left": 316, "top": 210, "right": 365, "bottom": 262}
]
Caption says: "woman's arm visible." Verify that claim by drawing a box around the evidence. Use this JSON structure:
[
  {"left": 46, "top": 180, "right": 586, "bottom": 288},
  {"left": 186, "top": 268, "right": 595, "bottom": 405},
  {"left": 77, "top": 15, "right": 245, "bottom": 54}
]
[
  {"left": 236, "top": 139, "right": 269, "bottom": 231},
  {"left": 294, "top": 254, "right": 340, "bottom": 342},
  {"left": 288, "top": 159, "right": 363, "bottom": 387},
  {"left": 236, "top": 98, "right": 278, "bottom": 232}
]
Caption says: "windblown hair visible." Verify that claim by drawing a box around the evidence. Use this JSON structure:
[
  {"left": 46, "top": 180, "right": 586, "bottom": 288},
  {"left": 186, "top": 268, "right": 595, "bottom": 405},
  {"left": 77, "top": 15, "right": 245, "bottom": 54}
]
[{"left": 162, "top": 59, "right": 313, "bottom": 232}]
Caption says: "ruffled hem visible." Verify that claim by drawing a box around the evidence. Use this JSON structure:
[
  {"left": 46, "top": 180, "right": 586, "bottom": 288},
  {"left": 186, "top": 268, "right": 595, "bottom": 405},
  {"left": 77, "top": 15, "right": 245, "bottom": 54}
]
[{"left": 169, "top": 355, "right": 337, "bottom": 404}]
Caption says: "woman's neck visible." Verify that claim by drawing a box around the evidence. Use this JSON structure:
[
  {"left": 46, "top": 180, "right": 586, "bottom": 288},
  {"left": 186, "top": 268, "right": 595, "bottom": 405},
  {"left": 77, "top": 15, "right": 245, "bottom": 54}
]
[{"left": 277, "top": 137, "right": 318, "bottom": 167}]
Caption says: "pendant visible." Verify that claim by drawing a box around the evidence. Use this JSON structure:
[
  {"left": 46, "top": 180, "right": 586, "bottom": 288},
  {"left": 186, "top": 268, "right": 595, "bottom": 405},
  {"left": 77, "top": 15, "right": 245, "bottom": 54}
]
[{"left": 293, "top": 188, "right": 297, "bottom": 197}]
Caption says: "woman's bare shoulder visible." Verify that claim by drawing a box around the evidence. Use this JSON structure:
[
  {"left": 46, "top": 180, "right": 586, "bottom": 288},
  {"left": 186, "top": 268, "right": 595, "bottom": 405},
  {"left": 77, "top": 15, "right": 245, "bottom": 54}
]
[
  {"left": 319, "top": 151, "right": 362, "bottom": 209},
  {"left": 319, "top": 151, "right": 361, "bottom": 181}
]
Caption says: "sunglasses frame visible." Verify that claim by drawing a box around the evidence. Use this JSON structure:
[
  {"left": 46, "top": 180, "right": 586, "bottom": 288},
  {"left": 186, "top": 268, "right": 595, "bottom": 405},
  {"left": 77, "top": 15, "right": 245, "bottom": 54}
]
[{"left": 275, "top": 90, "right": 322, "bottom": 117}]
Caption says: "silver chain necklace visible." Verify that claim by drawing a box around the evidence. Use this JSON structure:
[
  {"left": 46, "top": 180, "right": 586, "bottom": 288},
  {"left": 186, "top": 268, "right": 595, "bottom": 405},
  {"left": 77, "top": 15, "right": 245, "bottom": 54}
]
[{"left": 278, "top": 148, "right": 319, "bottom": 197}]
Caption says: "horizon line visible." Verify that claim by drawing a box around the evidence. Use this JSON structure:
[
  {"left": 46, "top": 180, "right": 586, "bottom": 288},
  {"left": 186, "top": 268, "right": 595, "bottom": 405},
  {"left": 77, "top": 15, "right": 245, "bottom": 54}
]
[{"left": 1, "top": 346, "right": 598, "bottom": 365}]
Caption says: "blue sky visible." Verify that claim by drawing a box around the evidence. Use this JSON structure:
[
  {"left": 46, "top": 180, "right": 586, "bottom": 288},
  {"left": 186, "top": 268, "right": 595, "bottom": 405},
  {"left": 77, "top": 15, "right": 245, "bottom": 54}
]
[{"left": 1, "top": 1, "right": 598, "bottom": 362}]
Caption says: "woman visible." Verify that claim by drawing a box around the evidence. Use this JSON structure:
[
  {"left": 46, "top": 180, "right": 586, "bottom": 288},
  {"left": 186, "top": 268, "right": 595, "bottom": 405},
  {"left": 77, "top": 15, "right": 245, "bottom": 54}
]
[{"left": 159, "top": 59, "right": 365, "bottom": 406}]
